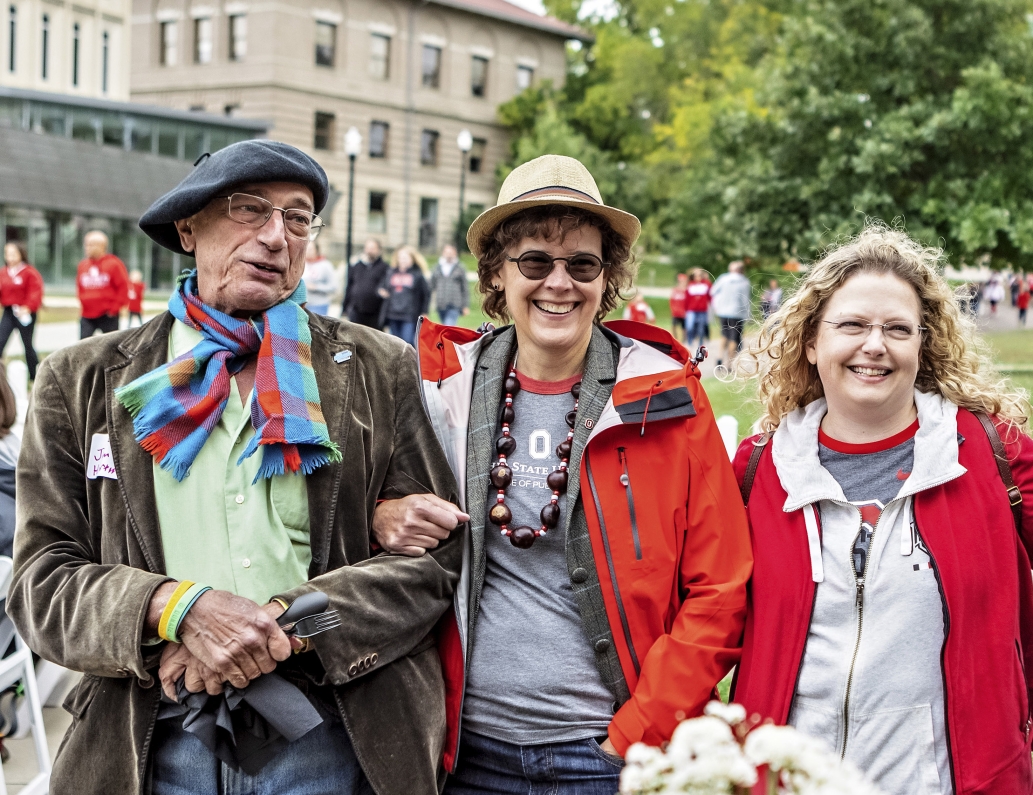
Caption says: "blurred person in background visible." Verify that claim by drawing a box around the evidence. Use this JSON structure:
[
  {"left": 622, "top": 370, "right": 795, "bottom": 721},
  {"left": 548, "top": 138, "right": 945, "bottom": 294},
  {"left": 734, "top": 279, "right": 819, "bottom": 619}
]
[
  {"left": 984, "top": 275, "right": 1005, "bottom": 314},
  {"left": 127, "top": 269, "right": 146, "bottom": 327},
  {"left": 343, "top": 238, "right": 389, "bottom": 327},
  {"left": 0, "top": 242, "right": 43, "bottom": 380},
  {"left": 302, "top": 241, "right": 336, "bottom": 316},
  {"left": 622, "top": 290, "right": 655, "bottom": 323},
  {"left": 669, "top": 272, "right": 688, "bottom": 343},
  {"left": 77, "top": 230, "right": 129, "bottom": 338},
  {"left": 761, "top": 278, "right": 783, "bottom": 319},
  {"left": 685, "top": 268, "right": 712, "bottom": 353},
  {"left": 733, "top": 226, "right": 1033, "bottom": 794},
  {"left": 0, "top": 362, "right": 19, "bottom": 558},
  {"left": 710, "top": 261, "right": 752, "bottom": 367},
  {"left": 1018, "top": 279, "right": 1029, "bottom": 326},
  {"left": 378, "top": 245, "right": 429, "bottom": 345},
  {"left": 430, "top": 243, "right": 470, "bottom": 326}
]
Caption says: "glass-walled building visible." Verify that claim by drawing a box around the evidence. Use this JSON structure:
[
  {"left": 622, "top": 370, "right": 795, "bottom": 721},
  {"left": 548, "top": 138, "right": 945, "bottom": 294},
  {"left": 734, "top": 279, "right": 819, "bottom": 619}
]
[{"left": 0, "top": 86, "right": 266, "bottom": 290}]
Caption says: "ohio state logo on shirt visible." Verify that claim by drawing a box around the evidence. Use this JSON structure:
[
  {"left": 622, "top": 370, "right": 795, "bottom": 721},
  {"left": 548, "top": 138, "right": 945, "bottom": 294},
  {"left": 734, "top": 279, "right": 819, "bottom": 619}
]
[{"left": 80, "top": 265, "right": 111, "bottom": 290}]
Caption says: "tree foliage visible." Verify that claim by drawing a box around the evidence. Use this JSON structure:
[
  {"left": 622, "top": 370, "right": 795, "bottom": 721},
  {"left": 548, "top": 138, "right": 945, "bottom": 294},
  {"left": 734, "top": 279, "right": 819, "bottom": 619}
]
[{"left": 498, "top": 0, "right": 1033, "bottom": 269}]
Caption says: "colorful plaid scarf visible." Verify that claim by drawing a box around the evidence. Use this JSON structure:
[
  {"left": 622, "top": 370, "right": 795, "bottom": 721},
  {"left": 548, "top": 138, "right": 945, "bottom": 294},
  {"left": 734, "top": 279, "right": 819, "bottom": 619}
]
[{"left": 115, "top": 271, "right": 341, "bottom": 482}]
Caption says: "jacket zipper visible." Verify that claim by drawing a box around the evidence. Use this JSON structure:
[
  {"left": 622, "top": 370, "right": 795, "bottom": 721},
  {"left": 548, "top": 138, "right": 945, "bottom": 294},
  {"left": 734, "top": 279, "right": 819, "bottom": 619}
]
[
  {"left": 841, "top": 505, "right": 887, "bottom": 759},
  {"left": 1016, "top": 639, "right": 1032, "bottom": 741},
  {"left": 585, "top": 447, "right": 642, "bottom": 676},
  {"left": 617, "top": 447, "right": 643, "bottom": 560}
]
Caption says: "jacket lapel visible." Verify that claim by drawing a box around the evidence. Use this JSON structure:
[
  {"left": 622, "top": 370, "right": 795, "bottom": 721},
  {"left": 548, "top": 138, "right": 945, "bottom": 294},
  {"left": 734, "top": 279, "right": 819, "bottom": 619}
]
[
  {"left": 305, "top": 317, "right": 354, "bottom": 574},
  {"left": 563, "top": 326, "right": 617, "bottom": 542},
  {"left": 466, "top": 327, "right": 515, "bottom": 624},
  {"left": 105, "top": 313, "right": 176, "bottom": 574}
]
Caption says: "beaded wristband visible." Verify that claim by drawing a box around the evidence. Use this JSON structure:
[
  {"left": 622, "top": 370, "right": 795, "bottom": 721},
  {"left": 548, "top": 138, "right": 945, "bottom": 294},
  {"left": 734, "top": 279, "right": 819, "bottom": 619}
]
[{"left": 158, "top": 582, "right": 212, "bottom": 643}]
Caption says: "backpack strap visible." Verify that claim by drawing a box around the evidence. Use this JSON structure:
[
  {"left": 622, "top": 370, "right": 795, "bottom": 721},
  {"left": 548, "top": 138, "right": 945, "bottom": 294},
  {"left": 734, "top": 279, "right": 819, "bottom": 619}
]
[
  {"left": 740, "top": 432, "right": 773, "bottom": 506},
  {"left": 975, "top": 411, "right": 1024, "bottom": 535}
]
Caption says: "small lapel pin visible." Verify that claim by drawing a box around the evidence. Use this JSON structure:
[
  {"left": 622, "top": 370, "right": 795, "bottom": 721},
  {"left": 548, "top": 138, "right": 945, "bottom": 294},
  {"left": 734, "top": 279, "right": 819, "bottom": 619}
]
[{"left": 333, "top": 350, "right": 352, "bottom": 363}]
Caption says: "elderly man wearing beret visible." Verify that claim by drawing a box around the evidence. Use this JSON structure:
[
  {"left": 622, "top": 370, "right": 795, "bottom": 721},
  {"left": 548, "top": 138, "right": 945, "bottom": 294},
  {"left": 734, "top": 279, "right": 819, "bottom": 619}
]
[{"left": 8, "top": 140, "right": 468, "bottom": 795}]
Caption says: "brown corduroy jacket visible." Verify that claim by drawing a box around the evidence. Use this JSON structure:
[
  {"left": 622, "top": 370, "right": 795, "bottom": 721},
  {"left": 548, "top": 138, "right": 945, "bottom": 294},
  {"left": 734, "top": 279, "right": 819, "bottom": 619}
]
[{"left": 8, "top": 311, "right": 461, "bottom": 795}]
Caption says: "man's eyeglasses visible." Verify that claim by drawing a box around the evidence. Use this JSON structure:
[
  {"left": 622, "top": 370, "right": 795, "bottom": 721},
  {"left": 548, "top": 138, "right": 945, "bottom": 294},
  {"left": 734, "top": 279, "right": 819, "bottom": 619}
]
[
  {"left": 216, "top": 193, "right": 324, "bottom": 241},
  {"left": 505, "top": 251, "right": 608, "bottom": 283},
  {"left": 822, "top": 318, "right": 926, "bottom": 341}
]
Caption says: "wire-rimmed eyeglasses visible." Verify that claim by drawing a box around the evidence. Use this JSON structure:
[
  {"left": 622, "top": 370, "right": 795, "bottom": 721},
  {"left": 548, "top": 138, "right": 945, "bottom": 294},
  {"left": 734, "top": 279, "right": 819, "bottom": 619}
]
[
  {"left": 215, "top": 193, "right": 324, "bottom": 241},
  {"left": 822, "top": 318, "right": 927, "bottom": 341}
]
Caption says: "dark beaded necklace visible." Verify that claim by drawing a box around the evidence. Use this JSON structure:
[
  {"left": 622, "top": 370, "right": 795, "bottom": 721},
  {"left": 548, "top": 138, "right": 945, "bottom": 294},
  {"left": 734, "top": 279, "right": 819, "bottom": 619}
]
[{"left": 488, "top": 363, "right": 581, "bottom": 549}]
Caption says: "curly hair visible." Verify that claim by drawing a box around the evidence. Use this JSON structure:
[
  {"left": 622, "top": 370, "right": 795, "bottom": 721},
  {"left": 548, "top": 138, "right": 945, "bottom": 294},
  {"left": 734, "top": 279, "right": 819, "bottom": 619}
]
[
  {"left": 476, "top": 205, "right": 636, "bottom": 323},
  {"left": 737, "top": 225, "right": 1030, "bottom": 432}
]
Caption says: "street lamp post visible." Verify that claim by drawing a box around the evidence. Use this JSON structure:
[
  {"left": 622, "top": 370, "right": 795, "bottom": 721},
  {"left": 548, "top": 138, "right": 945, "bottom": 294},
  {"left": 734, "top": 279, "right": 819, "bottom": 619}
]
[
  {"left": 344, "top": 126, "right": 363, "bottom": 265},
  {"left": 456, "top": 129, "right": 473, "bottom": 248}
]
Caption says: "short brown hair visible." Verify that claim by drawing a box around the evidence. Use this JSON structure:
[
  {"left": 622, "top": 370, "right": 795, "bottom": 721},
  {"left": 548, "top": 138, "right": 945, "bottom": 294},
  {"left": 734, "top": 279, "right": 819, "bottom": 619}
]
[{"left": 476, "top": 206, "right": 636, "bottom": 323}]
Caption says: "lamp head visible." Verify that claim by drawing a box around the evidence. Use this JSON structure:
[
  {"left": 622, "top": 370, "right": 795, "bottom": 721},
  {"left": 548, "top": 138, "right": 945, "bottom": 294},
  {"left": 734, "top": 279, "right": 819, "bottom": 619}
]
[
  {"left": 344, "top": 126, "right": 363, "bottom": 158},
  {"left": 457, "top": 129, "right": 473, "bottom": 153}
]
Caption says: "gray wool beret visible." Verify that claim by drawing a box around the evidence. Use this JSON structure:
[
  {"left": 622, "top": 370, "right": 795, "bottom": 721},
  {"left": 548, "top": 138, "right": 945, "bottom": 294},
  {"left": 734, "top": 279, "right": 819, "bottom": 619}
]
[{"left": 139, "top": 139, "right": 330, "bottom": 256}]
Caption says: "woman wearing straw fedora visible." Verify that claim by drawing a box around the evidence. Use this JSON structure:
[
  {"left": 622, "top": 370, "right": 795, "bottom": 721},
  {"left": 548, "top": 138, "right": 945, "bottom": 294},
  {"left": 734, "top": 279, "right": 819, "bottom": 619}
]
[{"left": 370, "top": 154, "right": 752, "bottom": 793}]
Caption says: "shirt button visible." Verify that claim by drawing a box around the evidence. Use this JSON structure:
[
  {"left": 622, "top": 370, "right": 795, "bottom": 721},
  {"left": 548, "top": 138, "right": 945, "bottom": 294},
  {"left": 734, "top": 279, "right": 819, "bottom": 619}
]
[
  {"left": 235, "top": 494, "right": 245, "bottom": 504},
  {"left": 571, "top": 567, "right": 588, "bottom": 584},
  {"left": 242, "top": 558, "right": 251, "bottom": 568},
  {"left": 594, "top": 638, "right": 611, "bottom": 653}
]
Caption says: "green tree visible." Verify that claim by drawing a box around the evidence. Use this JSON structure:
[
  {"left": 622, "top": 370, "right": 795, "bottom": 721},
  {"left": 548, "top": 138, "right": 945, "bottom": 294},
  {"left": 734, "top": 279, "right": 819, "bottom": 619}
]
[{"left": 668, "top": 0, "right": 1033, "bottom": 268}]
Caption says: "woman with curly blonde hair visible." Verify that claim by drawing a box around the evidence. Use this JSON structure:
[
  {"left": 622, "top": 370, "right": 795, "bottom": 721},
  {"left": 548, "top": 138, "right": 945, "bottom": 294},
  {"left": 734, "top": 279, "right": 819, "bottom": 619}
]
[{"left": 730, "top": 226, "right": 1033, "bottom": 794}]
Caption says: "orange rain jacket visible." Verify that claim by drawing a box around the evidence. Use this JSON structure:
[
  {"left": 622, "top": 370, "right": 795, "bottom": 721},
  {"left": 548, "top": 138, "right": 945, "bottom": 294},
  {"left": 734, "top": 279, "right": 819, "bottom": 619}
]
[{"left": 416, "top": 318, "right": 752, "bottom": 767}]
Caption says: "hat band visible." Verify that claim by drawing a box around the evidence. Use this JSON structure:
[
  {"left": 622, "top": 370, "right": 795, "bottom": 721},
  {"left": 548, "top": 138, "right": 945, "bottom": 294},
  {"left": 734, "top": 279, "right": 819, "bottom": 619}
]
[{"left": 508, "top": 185, "right": 600, "bottom": 204}]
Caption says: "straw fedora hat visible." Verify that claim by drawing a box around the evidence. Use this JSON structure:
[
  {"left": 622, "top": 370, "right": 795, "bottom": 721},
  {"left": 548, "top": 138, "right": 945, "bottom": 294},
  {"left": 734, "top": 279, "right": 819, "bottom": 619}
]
[{"left": 466, "top": 154, "right": 641, "bottom": 258}]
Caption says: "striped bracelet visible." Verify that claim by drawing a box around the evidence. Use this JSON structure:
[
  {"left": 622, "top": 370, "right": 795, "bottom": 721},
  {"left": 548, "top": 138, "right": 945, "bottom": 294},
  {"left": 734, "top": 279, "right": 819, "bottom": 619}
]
[{"left": 158, "top": 581, "right": 212, "bottom": 643}]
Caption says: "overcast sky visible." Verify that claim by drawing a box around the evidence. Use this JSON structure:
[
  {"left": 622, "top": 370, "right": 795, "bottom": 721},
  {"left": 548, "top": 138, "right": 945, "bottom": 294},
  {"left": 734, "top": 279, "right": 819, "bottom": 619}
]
[{"left": 505, "top": 0, "right": 619, "bottom": 19}]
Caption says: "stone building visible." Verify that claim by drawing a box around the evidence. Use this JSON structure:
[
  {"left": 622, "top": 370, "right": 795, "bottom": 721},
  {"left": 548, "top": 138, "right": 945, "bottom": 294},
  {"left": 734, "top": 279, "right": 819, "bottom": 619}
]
[{"left": 129, "top": 0, "right": 588, "bottom": 258}]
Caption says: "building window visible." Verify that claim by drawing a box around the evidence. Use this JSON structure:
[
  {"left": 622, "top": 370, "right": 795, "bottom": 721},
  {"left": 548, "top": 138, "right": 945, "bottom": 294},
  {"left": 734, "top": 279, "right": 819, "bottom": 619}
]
[
  {"left": 419, "top": 197, "right": 438, "bottom": 250},
  {"left": 101, "top": 30, "right": 109, "bottom": 93},
  {"left": 315, "top": 21, "right": 335, "bottom": 67},
  {"left": 194, "top": 17, "right": 212, "bottom": 64},
  {"left": 229, "top": 14, "right": 246, "bottom": 61},
  {"left": 369, "top": 32, "right": 389, "bottom": 79},
  {"left": 7, "top": 5, "right": 14, "bottom": 73},
  {"left": 516, "top": 64, "right": 534, "bottom": 91},
  {"left": 469, "top": 138, "right": 486, "bottom": 173},
  {"left": 471, "top": 55, "right": 488, "bottom": 97},
  {"left": 160, "top": 21, "right": 178, "bottom": 66},
  {"left": 420, "top": 129, "right": 438, "bottom": 166},
  {"left": 369, "top": 120, "right": 388, "bottom": 158},
  {"left": 368, "top": 191, "right": 387, "bottom": 233},
  {"left": 40, "top": 14, "right": 48, "bottom": 79},
  {"left": 314, "top": 111, "right": 335, "bottom": 151},
  {"left": 72, "top": 22, "right": 80, "bottom": 86},
  {"left": 421, "top": 44, "right": 441, "bottom": 88}
]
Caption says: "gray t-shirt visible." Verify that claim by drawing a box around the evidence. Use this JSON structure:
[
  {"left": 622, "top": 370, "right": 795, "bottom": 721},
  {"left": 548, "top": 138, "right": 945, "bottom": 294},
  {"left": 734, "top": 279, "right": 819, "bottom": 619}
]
[{"left": 463, "top": 373, "right": 615, "bottom": 745}]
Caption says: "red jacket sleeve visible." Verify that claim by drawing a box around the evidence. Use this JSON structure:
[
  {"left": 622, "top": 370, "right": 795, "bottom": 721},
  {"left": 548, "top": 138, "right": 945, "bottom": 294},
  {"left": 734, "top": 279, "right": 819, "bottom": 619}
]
[
  {"left": 1002, "top": 422, "right": 1033, "bottom": 563},
  {"left": 111, "top": 258, "right": 129, "bottom": 310},
  {"left": 608, "top": 382, "right": 753, "bottom": 753},
  {"left": 24, "top": 267, "right": 43, "bottom": 313}
]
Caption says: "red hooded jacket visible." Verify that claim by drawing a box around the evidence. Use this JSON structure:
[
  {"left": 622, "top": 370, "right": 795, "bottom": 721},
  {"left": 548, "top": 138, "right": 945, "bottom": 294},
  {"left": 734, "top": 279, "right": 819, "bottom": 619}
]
[
  {"left": 732, "top": 409, "right": 1033, "bottom": 794},
  {"left": 77, "top": 254, "right": 128, "bottom": 319},
  {"left": 0, "top": 264, "right": 44, "bottom": 313}
]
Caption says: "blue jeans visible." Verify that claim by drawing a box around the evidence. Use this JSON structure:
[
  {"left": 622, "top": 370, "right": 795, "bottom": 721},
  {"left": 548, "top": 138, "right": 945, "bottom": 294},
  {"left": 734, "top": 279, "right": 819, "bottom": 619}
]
[
  {"left": 686, "top": 311, "right": 709, "bottom": 349},
  {"left": 387, "top": 318, "right": 417, "bottom": 346},
  {"left": 445, "top": 730, "right": 624, "bottom": 795},
  {"left": 149, "top": 714, "right": 372, "bottom": 795},
  {"left": 439, "top": 307, "right": 462, "bottom": 327}
]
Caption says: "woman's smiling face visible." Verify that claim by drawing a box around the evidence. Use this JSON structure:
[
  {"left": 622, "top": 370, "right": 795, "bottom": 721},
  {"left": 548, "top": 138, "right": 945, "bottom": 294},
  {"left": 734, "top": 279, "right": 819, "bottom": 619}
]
[
  {"left": 807, "top": 271, "right": 923, "bottom": 425},
  {"left": 499, "top": 225, "right": 605, "bottom": 362}
]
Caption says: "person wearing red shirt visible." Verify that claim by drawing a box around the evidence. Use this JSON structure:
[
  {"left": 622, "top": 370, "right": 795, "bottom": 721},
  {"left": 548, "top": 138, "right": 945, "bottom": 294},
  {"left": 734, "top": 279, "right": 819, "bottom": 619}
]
[
  {"left": 622, "top": 291, "right": 656, "bottom": 323},
  {"left": 669, "top": 272, "right": 688, "bottom": 343},
  {"left": 684, "top": 268, "right": 712, "bottom": 351},
  {"left": 127, "top": 269, "right": 145, "bottom": 327},
  {"left": 0, "top": 242, "right": 44, "bottom": 380},
  {"left": 77, "top": 230, "right": 129, "bottom": 338}
]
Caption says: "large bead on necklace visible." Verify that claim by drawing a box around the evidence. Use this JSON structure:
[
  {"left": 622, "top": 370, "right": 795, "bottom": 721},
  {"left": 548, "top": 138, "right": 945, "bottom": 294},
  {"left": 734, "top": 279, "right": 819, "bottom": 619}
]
[
  {"left": 489, "top": 503, "right": 512, "bottom": 526},
  {"left": 496, "top": 435, "right": 517, "bottom": 456},
  {"left": 490, "top": 464, "right": 513, "bottom": 488},
  {"left": 510, "top": 526, "right": 536, "bottom": 549},
  {"left": 546, "top": 469, "right": 568, "bottom": 492}
]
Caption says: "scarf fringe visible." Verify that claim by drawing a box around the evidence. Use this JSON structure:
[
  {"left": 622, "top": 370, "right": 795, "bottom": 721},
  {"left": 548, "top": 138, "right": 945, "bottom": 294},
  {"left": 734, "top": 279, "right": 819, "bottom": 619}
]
[{"left": 251, "top": 443, "right": 343, "bottom": 484}]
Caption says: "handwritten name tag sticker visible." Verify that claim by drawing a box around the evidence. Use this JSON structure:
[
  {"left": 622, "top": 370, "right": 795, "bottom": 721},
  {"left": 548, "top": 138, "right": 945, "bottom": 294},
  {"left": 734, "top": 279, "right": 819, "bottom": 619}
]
[{"left": 86, "top": 433, "right": 117, "bottom": 480}]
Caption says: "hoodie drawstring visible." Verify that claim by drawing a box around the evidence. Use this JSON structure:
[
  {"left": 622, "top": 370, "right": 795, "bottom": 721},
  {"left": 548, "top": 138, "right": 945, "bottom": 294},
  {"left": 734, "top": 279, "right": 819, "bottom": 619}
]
[
  {"left": 640, "top": 380, "right": 663, "bottom": 437},
  {"left": 804, "top": 504, "right": 824, "bottom": 583}
]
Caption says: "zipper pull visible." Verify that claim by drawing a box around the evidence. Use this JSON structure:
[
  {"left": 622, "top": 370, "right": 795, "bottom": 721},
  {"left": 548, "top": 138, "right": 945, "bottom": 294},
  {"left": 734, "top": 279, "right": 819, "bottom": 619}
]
[{"left": 855, "top": 580, "right": 865, "bottom": 609}]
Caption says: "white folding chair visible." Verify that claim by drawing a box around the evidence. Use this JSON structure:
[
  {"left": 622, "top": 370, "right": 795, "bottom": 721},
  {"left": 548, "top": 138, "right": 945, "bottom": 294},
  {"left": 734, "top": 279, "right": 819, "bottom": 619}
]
[{"left": 0, "top": 556, "right": 50, "bottom": 795}]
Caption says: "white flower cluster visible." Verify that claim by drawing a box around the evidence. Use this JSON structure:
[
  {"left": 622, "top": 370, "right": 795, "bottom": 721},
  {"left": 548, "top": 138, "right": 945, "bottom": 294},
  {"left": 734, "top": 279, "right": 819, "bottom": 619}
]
[{"left": 619, "top": 702, "right": 883, "bottom": 795}]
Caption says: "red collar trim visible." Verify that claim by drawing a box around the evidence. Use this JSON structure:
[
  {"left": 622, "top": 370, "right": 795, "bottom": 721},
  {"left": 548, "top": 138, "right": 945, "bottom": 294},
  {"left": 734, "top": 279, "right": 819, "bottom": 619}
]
[
  {"left": 819, "top": 418, "right": 919, "bottom": 454},
  {"left": 515, "top": 370, "right": 581, "bottom": 396}
]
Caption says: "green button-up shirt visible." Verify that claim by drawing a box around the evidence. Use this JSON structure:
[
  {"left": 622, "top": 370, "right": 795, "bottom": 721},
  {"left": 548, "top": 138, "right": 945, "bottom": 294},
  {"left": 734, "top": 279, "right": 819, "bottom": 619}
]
[{"left": 153, "top": 321, "right": 312, "bottom": 604}]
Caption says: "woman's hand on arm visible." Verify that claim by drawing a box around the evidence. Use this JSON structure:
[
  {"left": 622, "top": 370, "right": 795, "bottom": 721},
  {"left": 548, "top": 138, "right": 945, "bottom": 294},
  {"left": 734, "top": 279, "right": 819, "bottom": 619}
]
[{"left": 372, "top": 493, "right": 468, "bottom": 557}]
